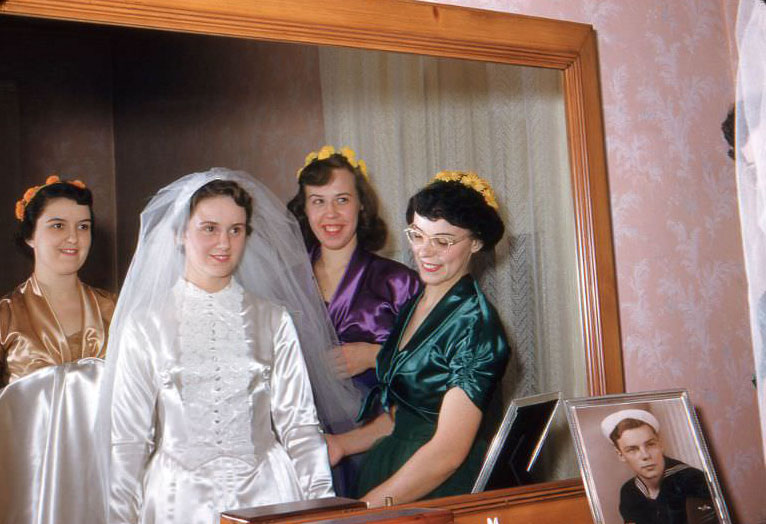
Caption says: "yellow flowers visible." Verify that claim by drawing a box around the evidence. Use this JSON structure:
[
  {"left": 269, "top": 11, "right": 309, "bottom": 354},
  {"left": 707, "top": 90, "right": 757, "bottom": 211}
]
[
  {"left": 297, "top": 145, "right": 369, "bottom": 180},
  {"left": 295, "top": 150, "right": 499, "bottom": 212},
  {"left": 14, "top": 174, "right": 87, "bottom": 221},
  {"left": 431, "top": 171, "right": 499, "bottom": 210}
]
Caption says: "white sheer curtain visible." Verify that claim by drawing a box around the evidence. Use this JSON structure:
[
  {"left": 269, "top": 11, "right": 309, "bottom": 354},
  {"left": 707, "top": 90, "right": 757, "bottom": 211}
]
[
  {"left": 318, "top": 47, "right": 585, "bottom": 477},
  {"left": 735, "top": 0, "right": 766, "bottom": 464}
]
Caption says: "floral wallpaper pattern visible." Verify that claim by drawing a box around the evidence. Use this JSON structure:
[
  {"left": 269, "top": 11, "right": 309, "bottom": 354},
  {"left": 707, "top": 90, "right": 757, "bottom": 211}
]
[{"left": 421, "top": 0, "right": 765, "bottom": 522}]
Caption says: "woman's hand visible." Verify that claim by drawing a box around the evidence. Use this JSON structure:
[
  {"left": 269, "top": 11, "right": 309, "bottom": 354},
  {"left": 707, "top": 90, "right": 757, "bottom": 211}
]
[
  {"left": 323, "top": 412, "right": 394, "bottom": 467},
  {"left": 324, "top": 433, "right": 345, "bottom": 467},
  {"left": 332, "top": 342, "right": 380, "bottom": 378}
]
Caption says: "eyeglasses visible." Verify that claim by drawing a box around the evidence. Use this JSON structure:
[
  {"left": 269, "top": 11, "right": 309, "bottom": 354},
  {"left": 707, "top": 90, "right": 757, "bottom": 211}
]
[{"left": 403, "top": 227, "right": 470, "bottom": 253}]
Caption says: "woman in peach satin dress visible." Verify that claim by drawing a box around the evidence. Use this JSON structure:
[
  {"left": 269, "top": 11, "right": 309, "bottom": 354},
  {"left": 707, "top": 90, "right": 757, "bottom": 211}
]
[{"left": 0, "top": 175, "right": 116, "bottom": 524}]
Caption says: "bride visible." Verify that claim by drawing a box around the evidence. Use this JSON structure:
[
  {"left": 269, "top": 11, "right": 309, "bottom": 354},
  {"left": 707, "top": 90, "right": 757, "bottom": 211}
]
[{"left": 104, "top": 169, "right": 352, "bottom": 524}]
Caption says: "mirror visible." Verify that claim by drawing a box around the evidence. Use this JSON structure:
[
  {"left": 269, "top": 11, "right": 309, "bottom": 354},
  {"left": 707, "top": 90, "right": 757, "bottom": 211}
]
[{"left": 0, "top": 0, "right": 623, "bottom": 503}]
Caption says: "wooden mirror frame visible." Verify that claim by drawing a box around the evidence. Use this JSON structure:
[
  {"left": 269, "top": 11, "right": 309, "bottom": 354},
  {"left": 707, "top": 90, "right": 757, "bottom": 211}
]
[{"left": 0, "top": 0, "right": 623, "bottom": 515}]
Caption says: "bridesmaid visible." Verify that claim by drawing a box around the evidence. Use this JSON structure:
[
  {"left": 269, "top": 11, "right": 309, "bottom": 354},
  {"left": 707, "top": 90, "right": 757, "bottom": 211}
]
[
  {"left": 1, "top": 174, "right": 115, "bottom": 384},
  {"left": 0, "top": 175, "right": 116, "bottom": 523},
  {"left": 326, "top": 171, "right": 510, "bottom": 507},
  {"left": 288, "top": 146, "right": 420, "bottom": 402},
  {"left": 288, "top": 146, "right": 420, "bottom": 495}
]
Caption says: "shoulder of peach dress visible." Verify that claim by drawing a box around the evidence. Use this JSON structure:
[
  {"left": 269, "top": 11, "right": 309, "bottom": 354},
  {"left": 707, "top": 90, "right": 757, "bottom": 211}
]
[
  {"left": 1, "top": 276, "right": 51, "bottom": 385},
  {"left": 0, "top": 276, "right": 116, "bottom": 385},
  {"left": 81, "top": 282, "right": 117, "bottom": 325},
  {"left": 77, "top": 280, "right": 116, "bottom": 361}
]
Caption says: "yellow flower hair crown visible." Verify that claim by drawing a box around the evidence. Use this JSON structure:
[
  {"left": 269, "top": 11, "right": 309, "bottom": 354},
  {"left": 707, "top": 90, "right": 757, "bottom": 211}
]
[
  {"left": 15, "top": 174, "right": 87, "bottom": 222},
  {"left": 297, "top": 145, "right": 368, "bottom": 180},
  {"left": 430, "top": 171, "right": 499, "bottom": 210}
]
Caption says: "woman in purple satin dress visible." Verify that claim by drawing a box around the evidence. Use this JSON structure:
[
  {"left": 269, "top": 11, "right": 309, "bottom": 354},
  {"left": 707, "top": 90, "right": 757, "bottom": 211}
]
[{"left": 288, "top": 146, "right": 420, "bottom": 494}]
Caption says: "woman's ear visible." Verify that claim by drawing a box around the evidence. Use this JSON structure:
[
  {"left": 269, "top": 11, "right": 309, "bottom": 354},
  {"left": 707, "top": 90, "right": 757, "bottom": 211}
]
[
  {"left": 470, "top": 238, "right": 483, "bottom": 253},
  {"left": 177, "top": 228, "right": 188, "bottom": 252}
]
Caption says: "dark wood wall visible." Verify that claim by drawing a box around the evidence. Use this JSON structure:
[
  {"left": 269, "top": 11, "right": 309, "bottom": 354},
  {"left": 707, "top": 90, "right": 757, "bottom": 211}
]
[{"left": 0, "top": 16, "right": 325, "bottom": 294}]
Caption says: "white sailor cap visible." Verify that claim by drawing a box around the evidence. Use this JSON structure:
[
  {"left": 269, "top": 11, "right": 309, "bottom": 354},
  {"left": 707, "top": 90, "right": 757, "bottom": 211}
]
[{"left": 600, "top": 409, "right": 660, "bottom": 440}]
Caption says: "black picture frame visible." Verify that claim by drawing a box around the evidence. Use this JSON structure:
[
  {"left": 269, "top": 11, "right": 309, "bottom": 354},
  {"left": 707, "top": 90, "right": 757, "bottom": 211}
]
[{"left": 472, "top": 392, "right": 561, "bottom": 493}]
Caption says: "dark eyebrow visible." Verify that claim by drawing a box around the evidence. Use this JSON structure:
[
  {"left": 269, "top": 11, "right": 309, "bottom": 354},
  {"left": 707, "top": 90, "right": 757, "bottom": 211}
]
[
  {"left": 199, "top": 220, "right": 247, "bottom": 228},
  {"left": 414, "top": 228, "right": 458, "bottom": 238},
  {"left": 45, "top": 217, "right": 93, "bottom": 223},
  {"left": 308, "top": 191, "right": 352, "bottom": 198}
]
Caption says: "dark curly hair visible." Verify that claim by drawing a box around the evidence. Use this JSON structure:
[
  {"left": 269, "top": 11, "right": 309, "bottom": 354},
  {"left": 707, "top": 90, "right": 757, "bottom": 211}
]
[
  {"left": 287, "top": 154, "right": 387, "bottom": 251},
  {"left": 406, "top": 180, "right": 504, "bottom": 252},
  {"left": 16, "top": 181, "right": 94, "bottom": 257},
  {"left": 189, "top": 179, "right": 253, "bottom": 236}
]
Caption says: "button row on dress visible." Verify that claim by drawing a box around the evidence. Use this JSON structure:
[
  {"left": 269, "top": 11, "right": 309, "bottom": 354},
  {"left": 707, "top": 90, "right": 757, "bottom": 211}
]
[{"left": 209, "top": 323, "right": 223, "bottom": 437}]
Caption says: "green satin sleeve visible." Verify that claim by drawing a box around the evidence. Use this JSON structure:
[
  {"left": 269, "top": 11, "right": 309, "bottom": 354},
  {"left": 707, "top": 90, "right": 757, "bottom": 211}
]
[{"left": 444, "top": 301, "right": 510, "bottom": 411}]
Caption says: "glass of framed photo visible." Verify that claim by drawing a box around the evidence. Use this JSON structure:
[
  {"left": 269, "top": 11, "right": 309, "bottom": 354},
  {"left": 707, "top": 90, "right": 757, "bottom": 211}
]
[
  {"left": 565, "top": 389, "right": 730, "bottom": 524},
  {"left": 472, "top": 392, "right": 561, "bottom": 493}
]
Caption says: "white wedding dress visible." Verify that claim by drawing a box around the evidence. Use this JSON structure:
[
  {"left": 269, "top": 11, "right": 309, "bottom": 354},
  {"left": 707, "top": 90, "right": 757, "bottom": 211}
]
[{"left": 109, "top": 279, "right": 333, "bottom": 524}]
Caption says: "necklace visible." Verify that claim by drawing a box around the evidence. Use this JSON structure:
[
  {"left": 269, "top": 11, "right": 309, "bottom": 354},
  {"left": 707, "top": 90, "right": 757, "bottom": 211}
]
[{"left": 314, "top": 258, "right": 348, "bottom": 301}]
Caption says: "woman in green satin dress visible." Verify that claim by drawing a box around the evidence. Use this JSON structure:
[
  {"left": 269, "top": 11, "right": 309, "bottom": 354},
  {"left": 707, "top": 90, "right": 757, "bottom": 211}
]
[{"left": 325, "top": 171, "right": 510, "bottom": 507}]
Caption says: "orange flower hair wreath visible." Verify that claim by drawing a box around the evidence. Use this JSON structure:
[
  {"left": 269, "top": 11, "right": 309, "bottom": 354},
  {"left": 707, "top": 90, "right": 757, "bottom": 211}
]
[{"left": 15, "top": 175, "right": 87, "bottom": 221}]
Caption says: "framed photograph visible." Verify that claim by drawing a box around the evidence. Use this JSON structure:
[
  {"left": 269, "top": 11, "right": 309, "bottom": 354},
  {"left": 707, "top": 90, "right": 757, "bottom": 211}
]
[
  {"left": 565, "top": 389, "right": 730, "bottom": 524},
  {"left": 472, "top": 392, "right": 561, "bottom": 493}
]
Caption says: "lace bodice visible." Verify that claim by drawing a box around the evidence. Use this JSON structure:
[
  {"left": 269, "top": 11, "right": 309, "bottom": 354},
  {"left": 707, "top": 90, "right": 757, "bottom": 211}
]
[{"left": 172, "top": 280, "right": 263, "bottom": 462}]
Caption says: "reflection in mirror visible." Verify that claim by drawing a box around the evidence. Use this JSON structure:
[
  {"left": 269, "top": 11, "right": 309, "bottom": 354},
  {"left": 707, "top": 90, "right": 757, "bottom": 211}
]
[
  {"left": 318, "top": 47, "right": 585, "bottom": 480},
  {"left": 0, "top": 15, "right": 584, "bottom": 484}
]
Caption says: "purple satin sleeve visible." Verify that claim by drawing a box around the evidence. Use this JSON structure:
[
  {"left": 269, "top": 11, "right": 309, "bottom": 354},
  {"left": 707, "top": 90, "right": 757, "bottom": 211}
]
[{"left": 325, "top": 249, "right": 421, "bottom": 391}]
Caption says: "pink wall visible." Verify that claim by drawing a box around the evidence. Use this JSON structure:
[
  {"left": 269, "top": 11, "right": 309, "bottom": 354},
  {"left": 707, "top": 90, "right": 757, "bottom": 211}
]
[{"left": 420, "top": 1, "right": 765, "bottom": 521}]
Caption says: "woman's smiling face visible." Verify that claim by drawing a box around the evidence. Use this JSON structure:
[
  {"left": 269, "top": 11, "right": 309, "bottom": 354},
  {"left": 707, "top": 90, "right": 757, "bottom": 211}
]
[
  {"left": 183, "top": 195, "right": 247, "bottom": 292},
  {"left": 304, "top": 168, "right": 360, "bottom": 252},
  {"left": 407, "top": 212, "right": 481, "bottom": 291},
  {"left": 27, "top": 197, "right": 92, "bottom": 278}
]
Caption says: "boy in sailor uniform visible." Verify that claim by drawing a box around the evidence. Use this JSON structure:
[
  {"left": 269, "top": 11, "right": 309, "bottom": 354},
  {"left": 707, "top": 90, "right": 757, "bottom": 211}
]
[{"left": 601, "top": 409, "right": 716, "bottom": 524}]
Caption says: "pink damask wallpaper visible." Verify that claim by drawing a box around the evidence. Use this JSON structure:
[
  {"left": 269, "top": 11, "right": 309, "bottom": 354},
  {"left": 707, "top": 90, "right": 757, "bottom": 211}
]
[{"left": 422, "top": 0, "right": 765, "bottom": 522}]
